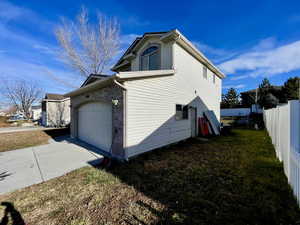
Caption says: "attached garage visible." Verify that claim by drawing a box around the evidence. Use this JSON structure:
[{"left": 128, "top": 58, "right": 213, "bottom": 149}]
[
  {"left": 78, "top": 102, "right": 112, "bottom": 152},
  {"left": 67, "top": 82, "right": 125, "bottom": 160}
]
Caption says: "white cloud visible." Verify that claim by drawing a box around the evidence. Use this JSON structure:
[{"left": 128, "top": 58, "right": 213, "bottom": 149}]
[
  {"left": 193, "top": 41, "right": 239, "bottom": 63},
  {"left": 0, "top": 0, "right": 53, "bottom": 30},
  {"left": 194, "top": 41, "right": 228, "bottom": 56},
  {"left": 251, "top": 37, "right": 277, "bottom": 51},
  {"left": 222, "top": 84, "right": 246, "bottom": 89},
  {"left": 0, "top": 1, "right": 32, "bottom": 21},
  {"left": 120, "top": 33, "right": 140, "bottom": 45},
  {"left": 0, "top": 54, "right": 82, "bottom": 94},
  {"left": 219, "top": 37, "right": 300, "bottom": 80},
  {"left": 32, "top": 44, "right": 58, "bottom": 56},
  {"left": 123, "top": 16, "right": 149, "bottom": 27},
  {"left": 230, "top": 75, "right": 249, "bottom": 81}
]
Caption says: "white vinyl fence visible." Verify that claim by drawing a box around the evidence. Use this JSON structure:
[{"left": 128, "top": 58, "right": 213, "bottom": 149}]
[{"left": 264, "top": 100, "right": 300, "bottom": 204}]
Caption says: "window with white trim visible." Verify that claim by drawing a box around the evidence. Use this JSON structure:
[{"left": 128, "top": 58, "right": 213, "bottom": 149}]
[
  {"left": 203, "top": 66, "right": 207, "bottom": 79},
  {"left": 140, "top": 46, "right": 160, "bottom": 70}
]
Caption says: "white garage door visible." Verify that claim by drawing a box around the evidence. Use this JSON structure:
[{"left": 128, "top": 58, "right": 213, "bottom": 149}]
[{"left": 78, "top": 102, "right": 112, "bottom": 152}]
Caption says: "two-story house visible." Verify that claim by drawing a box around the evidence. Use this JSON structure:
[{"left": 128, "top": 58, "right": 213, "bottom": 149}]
[{"left": 65, "top": 29, "right": 225, "bottom": 160}]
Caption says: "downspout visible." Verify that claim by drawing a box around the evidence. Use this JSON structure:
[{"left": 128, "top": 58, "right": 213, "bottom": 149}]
[
  {"left": 114, "top": 79, "right": 127, "bottom": 90},
  {"left": 113, "top": 79, "right": 128, "bottom": 160}
]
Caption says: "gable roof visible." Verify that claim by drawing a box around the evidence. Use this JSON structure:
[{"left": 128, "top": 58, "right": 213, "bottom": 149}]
[
  {"left": 45, "top": 93, "right": 66, "bottom": 100},
  {"left": 81, "top": 74, "right": 110, "bottom": 87},
  {"left": 112, "top": 29, "right": 225, "bottom": 79},
  {"left": 241, "top": 86, "right": 283, "bottom": 94},
  {"left": 112, "top": 31, "right": 168, "bottom": 72}
]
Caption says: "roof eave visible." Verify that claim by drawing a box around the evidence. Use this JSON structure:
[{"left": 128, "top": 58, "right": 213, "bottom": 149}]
[
  {"left": 64, "top": 70, "right": 176, "bottom": 97},
  {"left": 64, "top": 75, "right": 116, "bottom": 97},
  {"left": 165, "top": 29, "right": 226, "bottom": 79},
  {"left": 117, "top": 69, "right": 175, "bottom": 80}
]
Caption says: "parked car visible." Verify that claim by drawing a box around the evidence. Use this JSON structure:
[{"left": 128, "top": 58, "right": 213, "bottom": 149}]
[{"left": 8, "top": 114, "right": 26, "bottom": 122}]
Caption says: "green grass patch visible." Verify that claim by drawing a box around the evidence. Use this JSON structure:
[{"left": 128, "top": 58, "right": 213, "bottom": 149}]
[{"left": 0, "top": 129, "right": 299, "bottom": 225}]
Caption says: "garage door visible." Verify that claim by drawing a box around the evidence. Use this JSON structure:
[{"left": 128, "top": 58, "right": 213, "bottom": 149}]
[{"left": 78, "top": 102, "right": 112, "bottom": 152}]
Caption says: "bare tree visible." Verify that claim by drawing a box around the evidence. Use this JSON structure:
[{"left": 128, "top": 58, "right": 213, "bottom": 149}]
[
  {"left": 55, "top": 7, "right": 120, "bottom": 78},
  {"left": 2, "top": 80, "right": 42, "bottom": 119},
  {"left": 47, "top": 101, "right": 68, "bottom": 127}
]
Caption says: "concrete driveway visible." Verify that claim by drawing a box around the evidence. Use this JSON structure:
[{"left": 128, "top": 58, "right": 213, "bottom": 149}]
[{"left": 0, "top": 137, "right": 103, "bottom": 194}]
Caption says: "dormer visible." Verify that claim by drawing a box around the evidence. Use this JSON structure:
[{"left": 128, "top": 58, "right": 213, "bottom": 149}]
[
  {"left": 111, "top": 29, "right": 225, "bottom": 79},
  {"left": 111, "top": 31, "right": 173, "bottom": 72}
]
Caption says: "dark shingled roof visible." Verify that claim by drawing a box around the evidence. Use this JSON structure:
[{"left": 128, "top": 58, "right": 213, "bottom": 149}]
[
  {"left": 81, "top": 74, "right": 110, "bottom": 87},
  {"left": 45, "top": 93, "right": 65, "bottom": 100},
  {"left": 241, "top": 86, "right": 283, "bottom": 94},
  {"left": 112, "top": 31, "right": 169, "bottom": 71}
]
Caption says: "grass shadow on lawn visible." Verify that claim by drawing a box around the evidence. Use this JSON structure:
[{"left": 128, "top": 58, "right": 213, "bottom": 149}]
[
  {"left": 1, "top": 129, "right": 300, "bottom": 225},
  {"left": 42, "top": 127, "right": 70, "bottom": 139},
  {"left": 103, "top": 129, "right": 300, "bottom": 225}
]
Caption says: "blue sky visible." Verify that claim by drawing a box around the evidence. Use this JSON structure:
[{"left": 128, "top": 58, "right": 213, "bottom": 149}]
[{"left": 1, "top": 0, "right": 300, "bottom": 101}]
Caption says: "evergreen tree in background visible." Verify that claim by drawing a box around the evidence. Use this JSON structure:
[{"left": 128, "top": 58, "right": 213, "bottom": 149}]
[
  {"left": 221, "top": 88, "right": 240, "bottom": 108},
  {"left": 258, "top": 78, "right": 279, "bottom": 109},
  {"left": 282, "top": 77, "right": 300, "bottom": 101},
  {"left": 259, "top": 78, "right": 271, "bottom": 89},
  {"left": 240, "top": 77, "right": 300, "bottom": 110}
]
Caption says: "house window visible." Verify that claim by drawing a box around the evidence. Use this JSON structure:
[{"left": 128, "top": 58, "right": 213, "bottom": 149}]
[
  {"left": 213, "top": 74, "right": 216, "bottom": 84},
  {"left": 183, "top": 105, "right": 189, "bottom": 119},
  {"left": 203, "top": 66, "right": 207, "bottom": 79},
  {"left": 176, "top": 104, "right": 189, "bottom": 120},
  {"left": 141, "top": 46, "right": 159, "bottom": 70}
]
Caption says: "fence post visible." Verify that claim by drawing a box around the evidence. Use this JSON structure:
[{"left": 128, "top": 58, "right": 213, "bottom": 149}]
[
  {"left": 264, "top": 101, "right": 300, "bottom": 206},
  {"left": 289, "top": 100, "right": 300, "bottom": 155},
  {"left": 288, "top": 100, "right": 300, "bottom": 203}
]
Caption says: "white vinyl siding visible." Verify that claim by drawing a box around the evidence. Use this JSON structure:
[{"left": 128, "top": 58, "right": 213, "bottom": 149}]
[
  {"left": 124, "top": 39, "right": 222, "bottom": 158},
  {"left": 173, "top": 43, "right": 222, "bottom": 120},
  {"left": 203, "top": 66, "right": 207, "bottom": 79},
  {"left": 125, "top": 76, "right": 191, "bottom": 158}
]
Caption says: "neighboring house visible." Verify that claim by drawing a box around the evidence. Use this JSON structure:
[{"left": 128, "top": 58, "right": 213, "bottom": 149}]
[
  {"left": 65, "top": 29, "right": 225, "bottom": 161},
  {"left": 240, "top": 86, "right": 283, "bottom": 107},
  {"left": 42, "top": 93, "right": 71, "bottom": 127},
  {"left": 31, "top": 105, "right": 42, "bottom": 120}
]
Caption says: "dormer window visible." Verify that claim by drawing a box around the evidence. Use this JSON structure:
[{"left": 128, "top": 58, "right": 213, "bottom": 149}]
[{"left": 140, "top": 45, "right": 160, "bottom": 70}]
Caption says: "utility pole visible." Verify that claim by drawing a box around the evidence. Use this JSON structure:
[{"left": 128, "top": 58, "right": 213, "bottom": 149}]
[{"left": 255, "top": 87, "right": 258, "bottom": 113}]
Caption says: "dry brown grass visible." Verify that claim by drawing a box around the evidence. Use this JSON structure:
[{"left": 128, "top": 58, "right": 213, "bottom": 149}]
[
  {"left": 0, "top": 116, "right": 10, "bottom": 128},
  {"left": 0, "top": 129, "right": 300, "bottom": 225},
  {"left": 0, "top": 129, "right": 69, "bottom": 152}
]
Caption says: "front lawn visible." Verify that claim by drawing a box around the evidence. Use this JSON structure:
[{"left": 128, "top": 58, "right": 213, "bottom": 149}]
[
  {"left": 0, "top": 129, "right": 299, "bottom": 225},
  {"left": 0, "top": 128, "right": 69, "bottom": 152},
  {"left": 0, "top": 116, "right": 10, "bottom": 128}
]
